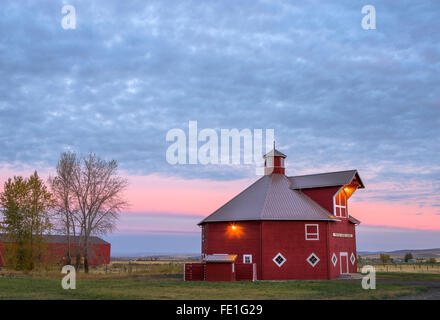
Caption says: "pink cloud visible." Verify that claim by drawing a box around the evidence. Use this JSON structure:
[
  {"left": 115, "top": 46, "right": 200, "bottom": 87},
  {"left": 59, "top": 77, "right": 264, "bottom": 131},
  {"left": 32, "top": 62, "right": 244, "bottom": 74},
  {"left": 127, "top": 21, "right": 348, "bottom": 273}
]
[
  {"left": 1, "top": 163, "right": 439, "bottom": 233},
  {"left": 350, "top": 200, "right": 440, "bottom": 231},
  {"left": 124, "top": 173, "right": 253, "bottom": 215}
]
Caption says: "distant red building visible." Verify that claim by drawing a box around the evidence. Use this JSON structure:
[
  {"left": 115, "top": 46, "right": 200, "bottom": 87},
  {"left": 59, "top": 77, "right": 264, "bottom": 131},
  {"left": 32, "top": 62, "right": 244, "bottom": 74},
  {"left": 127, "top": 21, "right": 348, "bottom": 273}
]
[
  {"left": 191, "top": 147, "right": 364, "bottom": 281},
  {"left": 0, "top": 234, "right": 110, "bottom": 267}
]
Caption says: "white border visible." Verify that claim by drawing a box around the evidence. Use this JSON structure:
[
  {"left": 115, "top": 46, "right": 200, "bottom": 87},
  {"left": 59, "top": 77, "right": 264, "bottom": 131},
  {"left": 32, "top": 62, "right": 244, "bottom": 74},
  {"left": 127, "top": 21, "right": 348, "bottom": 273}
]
[
  {"left": 305, "top": 224, "right": 319, "bottom": 240},
  {"left": 350, "top": 252, "right": 356, "bottom": 265},
  {"left": 333, "top": 187, "right": 347, "bottom": 218},
  {"left": 273, "top": 253, "right": 286, "bottom": 267},
  {"left": 331, "top": 253, "right": 338, "bottom": 267},
  {"left": 243, "top": 254, "right": 252, "bottom": 264},
  {"left": 307, "top": 253, "right": 320, "bottom": 267},
  {"left": 340, "top": 252, "right": 349, "bottom": 274}
]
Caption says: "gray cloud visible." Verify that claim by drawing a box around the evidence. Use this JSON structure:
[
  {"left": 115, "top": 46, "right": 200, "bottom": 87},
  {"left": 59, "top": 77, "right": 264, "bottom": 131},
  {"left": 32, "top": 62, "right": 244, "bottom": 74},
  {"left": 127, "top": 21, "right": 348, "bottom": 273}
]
[{"left": 0, "top": 0, "right": 439, "bottom": 191}]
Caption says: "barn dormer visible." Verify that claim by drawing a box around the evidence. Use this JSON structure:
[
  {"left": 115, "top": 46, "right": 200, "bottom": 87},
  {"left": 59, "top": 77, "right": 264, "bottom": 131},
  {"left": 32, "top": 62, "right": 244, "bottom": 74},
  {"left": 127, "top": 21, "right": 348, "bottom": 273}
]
[
  {"left": 263, "top": 143, "right": 287, "bottom": 175},
  {"left": 289, "top": 170, "right": 365, "bottom": 221}
]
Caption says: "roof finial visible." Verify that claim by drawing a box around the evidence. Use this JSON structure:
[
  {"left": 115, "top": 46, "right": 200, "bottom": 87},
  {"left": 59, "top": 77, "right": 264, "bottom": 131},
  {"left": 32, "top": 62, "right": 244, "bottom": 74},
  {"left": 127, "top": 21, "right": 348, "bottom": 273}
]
[{"left": 273, "top": 140, "right": 275, "bottom": 150}]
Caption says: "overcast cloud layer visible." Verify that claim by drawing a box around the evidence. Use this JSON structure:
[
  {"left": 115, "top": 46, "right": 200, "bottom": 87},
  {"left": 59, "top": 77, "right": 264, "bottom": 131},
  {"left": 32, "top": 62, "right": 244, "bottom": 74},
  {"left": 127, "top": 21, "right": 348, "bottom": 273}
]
[{"left": 1, "top": 1, "right": 439, "bottom": 206}]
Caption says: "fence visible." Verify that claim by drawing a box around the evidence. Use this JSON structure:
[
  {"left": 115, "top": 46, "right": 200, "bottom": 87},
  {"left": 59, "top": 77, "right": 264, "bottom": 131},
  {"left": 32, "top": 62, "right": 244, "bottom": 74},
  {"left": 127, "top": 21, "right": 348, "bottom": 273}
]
[
  {"left": 184, "top": 263, "right": 205, "bottom": 281},
  {"left": 235, "top": 263, "right": 256, "bottom": 281},
  {"left": 184, "top": 262, "right": 256, "bottom": 281},
  {"left": 358, "top": 264, "right": 440, "bottom": 274}
]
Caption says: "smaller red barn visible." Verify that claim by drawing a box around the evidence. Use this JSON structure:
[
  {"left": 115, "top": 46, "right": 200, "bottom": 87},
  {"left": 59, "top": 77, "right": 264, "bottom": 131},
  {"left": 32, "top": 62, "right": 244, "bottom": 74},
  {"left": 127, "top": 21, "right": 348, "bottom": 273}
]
[
  {"left": 0, "top": 234, "right": 110, "bottom": 267},
  {"left": 205, "top": 254, "right": 237, "bottom": 282}
]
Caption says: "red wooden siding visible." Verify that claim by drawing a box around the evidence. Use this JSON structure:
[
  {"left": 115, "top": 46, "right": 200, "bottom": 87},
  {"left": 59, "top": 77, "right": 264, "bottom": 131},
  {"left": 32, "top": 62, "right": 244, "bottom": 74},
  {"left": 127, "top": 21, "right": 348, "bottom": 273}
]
[
  {"left": 235, "top": 263, "right": 254, "bottom": 281},
  {"left": 264, "top": 156, "right": 285, "bottom": 174},
  {"left": 261, "top": 221, "right": 329, "bottom": 280},
  {"left": 202, "top": 221, "right": 262, "bottom": 278},
  {"left": 327, "top": 220, "right": 357, "bottom": 278},
  {"left": 184, "top": 263, "right": 205, "bottom": 281},
  {"left": 302, "top": 186, "right": 341, "bottom": 214},
  {"left": 205, "top": 263, "right": 235, "bottom": 281},
  {"left": 0, "top": 241, "right": 110, "bottom": 267},
  {"left": 0, "top": 242, "right": 4, "bottom": 267}
]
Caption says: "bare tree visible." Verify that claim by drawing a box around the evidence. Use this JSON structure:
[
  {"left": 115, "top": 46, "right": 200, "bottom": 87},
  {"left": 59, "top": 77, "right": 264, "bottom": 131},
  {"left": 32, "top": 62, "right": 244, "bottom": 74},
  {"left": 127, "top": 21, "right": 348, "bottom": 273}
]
[
  {"left": 50, "top": 152, "right": 128, "bottom": 272},
  {"left": 70, "top": 153, "right": 128, "bottom": 273},
  {"left": 49, "top": 152, "right": 78, "bottom": 265}
]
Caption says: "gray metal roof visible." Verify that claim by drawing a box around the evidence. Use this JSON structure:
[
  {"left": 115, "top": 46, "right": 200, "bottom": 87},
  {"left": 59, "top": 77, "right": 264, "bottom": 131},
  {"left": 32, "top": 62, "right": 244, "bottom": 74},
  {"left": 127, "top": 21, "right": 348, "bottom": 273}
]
[
  {"left": 289, "top": 170, "right": 365, "bottom": 190},
  {"left": 204, "top": 254, "right": 237, "bottom": 263},
  {"left": 0, "top": 234, "right": 109, "bottom": 245},
  {"left": 199, "top": 174, "right": 336, "bottom": 224},
  {"left": 263, "top": 148, "right": 287, "bottom": 158},
  {"left": 348, "top": 215, "right": 361, "bottom": 225}
]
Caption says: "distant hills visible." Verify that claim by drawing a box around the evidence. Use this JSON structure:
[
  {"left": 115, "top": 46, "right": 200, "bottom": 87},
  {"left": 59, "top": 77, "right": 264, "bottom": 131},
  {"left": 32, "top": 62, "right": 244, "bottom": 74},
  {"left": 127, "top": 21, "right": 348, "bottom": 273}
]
[
  {"left": 112, "top": 253, "right": 201, "bottom": 261},
  {"left": 359, "top": 248, "right": 440, "bottom": 259}
]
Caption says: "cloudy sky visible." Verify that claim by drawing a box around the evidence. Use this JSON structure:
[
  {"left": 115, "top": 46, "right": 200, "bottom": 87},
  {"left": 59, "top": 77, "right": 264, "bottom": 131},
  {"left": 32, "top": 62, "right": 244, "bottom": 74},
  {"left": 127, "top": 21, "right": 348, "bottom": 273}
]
[{"left": 0, "top": 0, "right": 439, "bottom": 254}]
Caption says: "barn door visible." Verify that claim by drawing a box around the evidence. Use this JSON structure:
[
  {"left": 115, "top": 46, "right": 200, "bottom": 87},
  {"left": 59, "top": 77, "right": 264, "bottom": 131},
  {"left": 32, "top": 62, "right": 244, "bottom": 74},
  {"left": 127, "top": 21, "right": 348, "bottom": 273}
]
[{"left": 340, "top": 252, "right": 349, "bottom": 274}]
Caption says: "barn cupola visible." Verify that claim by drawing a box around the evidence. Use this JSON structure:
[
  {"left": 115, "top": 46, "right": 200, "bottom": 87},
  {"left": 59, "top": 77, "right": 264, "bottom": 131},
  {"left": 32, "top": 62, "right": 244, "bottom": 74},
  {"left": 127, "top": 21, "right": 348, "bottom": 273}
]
[{"left": 263, "top": 142, "right": 287, "bottom": 175}]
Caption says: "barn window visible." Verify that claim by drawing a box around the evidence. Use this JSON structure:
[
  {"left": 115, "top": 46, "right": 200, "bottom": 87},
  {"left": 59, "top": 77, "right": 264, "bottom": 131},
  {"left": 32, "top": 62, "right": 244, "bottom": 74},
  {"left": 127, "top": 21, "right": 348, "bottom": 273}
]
[
  {"left": 273, "top": 253, "right": 286, "bottom": 267},
  {"left": 334, "top": 189, "right": 347, "bottom": 218},
  {"left": 305, "top": 224, "right": 319, "bottom": 240},
  {"left": 332, "top": 253, "right": 338, "bottom": 266},
  {"left": 350, "top": 253, "right": 356, "bottom": 265},
  {"left": 307, "top": 253, "right": 320, "bottom": 267},
  {"left": 243, "top": 254, "right": 252, "bottom": 264},
  {"left": 280, "top": 158, "right": 284, "bottom": 167},
  {"left": 267, "top": 157, "right": 274, "bottom": 168}
]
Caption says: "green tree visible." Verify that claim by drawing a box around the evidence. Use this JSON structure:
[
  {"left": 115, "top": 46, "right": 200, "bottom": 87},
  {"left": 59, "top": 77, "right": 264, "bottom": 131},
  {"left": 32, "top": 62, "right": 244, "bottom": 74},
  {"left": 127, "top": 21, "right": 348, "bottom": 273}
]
[
  {"left": 0, "top": 172, "right": 55, "bottom": 270},
  {"left": 404, "top": 253, "right": 414, "bottom": 262},
  {"left": 380, "top": 253, "right": 391, "bottom": 263},
  {"left": 427, "top": 258, "right": 436, "bottom": 264}
]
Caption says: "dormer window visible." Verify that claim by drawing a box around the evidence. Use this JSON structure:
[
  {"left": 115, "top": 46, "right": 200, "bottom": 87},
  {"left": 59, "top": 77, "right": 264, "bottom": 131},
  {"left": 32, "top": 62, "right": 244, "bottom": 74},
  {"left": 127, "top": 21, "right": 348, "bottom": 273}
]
[
  {"left": 267, "top": 157, "right": 273, "bottom": 167},
  {"left": 334, "top": 189, "right": 347, "bottom": 218}
]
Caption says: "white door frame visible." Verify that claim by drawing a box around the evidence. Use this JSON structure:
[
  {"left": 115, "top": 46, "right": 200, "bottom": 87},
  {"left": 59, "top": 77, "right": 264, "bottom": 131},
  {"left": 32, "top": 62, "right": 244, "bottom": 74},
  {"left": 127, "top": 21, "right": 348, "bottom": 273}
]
[{"left": 340, "top": 252, "right": 349, "bottom": 274}]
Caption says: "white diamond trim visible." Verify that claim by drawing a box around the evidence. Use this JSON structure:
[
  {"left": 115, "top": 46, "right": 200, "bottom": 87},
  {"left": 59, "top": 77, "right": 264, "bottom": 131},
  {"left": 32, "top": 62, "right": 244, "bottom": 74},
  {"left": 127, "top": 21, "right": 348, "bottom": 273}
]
[
  {"left": 307, "top": 253, "right": 320, "bottom": 267},
  {"left": 332, "top": 253, "right": 338, "bottom": 267},
  {"left": 273, "top": 253, "right": 286, "bottom": 267},
  {"left": 350, "top": 252, "right": 356, "bottom": 265}
]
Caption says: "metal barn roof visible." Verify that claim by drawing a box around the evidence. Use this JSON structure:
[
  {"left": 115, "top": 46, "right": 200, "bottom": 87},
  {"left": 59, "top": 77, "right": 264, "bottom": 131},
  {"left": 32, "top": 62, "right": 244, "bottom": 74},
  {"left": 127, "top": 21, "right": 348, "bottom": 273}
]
[
  {"left": 199, "top": 174, "right": 337, "bottom": 224},
  {"left": 0, "top": 234, "right": 109, "bottom": 245},
  {"left": 289, "top": 170, "right": 365, "bottom": 190},
  {"left": 263, "top": 148, "right": 287, "bottom": 158},
  {"left": 204, "top": 254, "right": 237, "bottom": 263}
]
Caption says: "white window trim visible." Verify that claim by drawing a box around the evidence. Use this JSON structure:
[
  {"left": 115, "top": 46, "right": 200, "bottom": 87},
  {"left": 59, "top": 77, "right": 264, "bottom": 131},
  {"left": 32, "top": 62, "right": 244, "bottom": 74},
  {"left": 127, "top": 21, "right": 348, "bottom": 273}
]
[
  {"left": 333, "top": 187, "right": 347, "bottom": 218},
  {"left": 243, "top": 254, "right": 252, "bottom": 264},
  {"left": 307, "top": 253, "right": 320, "bottom": 267},
  {"left": 273, "top": 253, "right": 286, "bottom": 267},
  {"left": 267, "top": 157, "right": 273, "bottom": 167},
  {"left": 305, "top": 224, "right": 319, "bottom": 240}
]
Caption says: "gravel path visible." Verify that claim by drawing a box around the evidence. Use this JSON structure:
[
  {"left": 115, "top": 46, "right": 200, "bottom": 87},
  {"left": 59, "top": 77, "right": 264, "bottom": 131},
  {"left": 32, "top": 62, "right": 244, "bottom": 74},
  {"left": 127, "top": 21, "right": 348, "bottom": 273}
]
[{"left": 391, "top": 281, "right": 440, "bottom": 300}]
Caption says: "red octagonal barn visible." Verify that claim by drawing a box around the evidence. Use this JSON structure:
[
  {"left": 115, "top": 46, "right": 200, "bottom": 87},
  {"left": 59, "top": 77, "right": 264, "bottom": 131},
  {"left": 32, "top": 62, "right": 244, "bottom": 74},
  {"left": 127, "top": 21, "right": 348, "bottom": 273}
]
[{"left": 197, "top": 147, "right": 364, "bottom": 280}]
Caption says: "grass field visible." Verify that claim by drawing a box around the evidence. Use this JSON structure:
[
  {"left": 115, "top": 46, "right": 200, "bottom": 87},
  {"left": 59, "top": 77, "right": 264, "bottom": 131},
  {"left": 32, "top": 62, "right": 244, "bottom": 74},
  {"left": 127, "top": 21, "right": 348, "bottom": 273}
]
[
  {"left": 0, "top": 274, "right": 427, "bottom": 300},
  {"left": 0, "top": 262, "right": 435, "bottom": 300}
]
